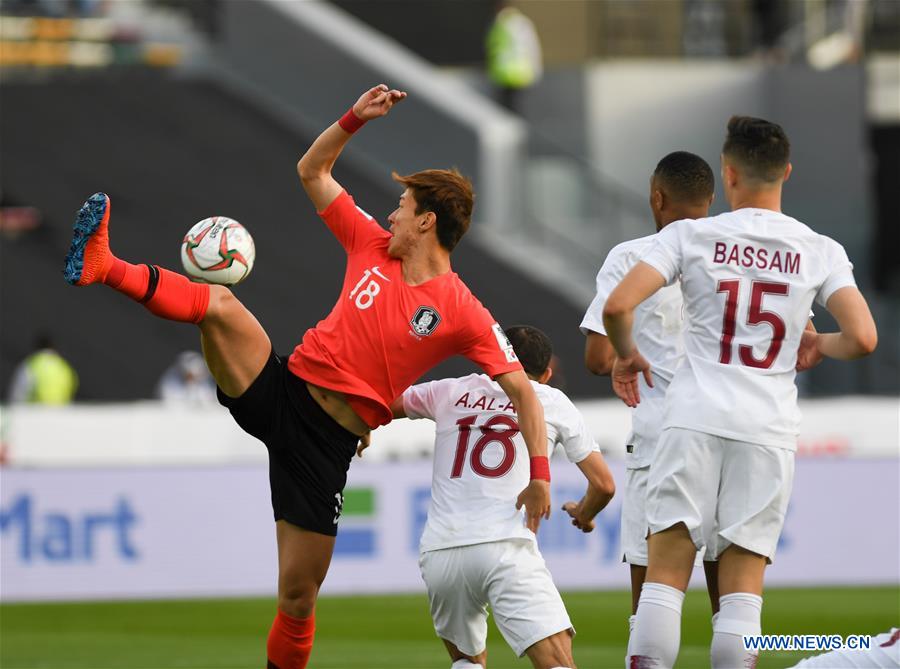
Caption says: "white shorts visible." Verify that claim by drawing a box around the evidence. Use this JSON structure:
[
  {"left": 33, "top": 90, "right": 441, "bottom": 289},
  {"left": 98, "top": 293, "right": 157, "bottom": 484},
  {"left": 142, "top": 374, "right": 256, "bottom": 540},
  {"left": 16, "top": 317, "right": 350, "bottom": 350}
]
[
  {"left": 419, "top": 539, "right": 574, "bottom": 657},
  {"left": 622, "top": 465, "right": 715, "bottom": 566},
  {"left": 621, "top": 465, "right": 651, "bottom": 566},
  {"left": 646, "top": 428, "right": 795, "bottom": 562}
]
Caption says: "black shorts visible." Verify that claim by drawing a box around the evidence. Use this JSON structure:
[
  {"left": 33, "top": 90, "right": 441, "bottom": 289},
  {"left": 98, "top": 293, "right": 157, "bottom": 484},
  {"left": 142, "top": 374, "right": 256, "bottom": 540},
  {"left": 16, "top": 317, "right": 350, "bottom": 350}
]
[{"left": 217, "top": 351, "right": 359, "bottom": 536}]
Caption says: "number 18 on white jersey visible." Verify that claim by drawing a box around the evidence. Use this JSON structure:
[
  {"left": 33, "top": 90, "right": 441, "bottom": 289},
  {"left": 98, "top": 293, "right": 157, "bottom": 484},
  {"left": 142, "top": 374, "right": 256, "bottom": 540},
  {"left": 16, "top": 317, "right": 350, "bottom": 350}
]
[{"left": 403, "top": 373, "right": 598, "bottom": 553}]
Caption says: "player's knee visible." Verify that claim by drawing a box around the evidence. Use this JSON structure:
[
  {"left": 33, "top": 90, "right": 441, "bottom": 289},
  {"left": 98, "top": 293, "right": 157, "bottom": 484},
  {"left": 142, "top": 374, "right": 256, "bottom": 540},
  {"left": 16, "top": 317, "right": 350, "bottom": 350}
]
[
  {"left": 278, "top": 582, "right": 319, "bottom": 619},
  {"left": 202, "top": 285, "right": 237, "bottom": 323}
]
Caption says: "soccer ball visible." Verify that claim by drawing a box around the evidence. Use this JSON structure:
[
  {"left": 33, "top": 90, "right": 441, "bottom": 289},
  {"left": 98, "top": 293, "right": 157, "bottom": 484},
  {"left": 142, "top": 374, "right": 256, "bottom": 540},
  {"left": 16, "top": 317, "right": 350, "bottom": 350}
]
[{"left": 181, "top": 216, "right": 255, "bottom": 286}]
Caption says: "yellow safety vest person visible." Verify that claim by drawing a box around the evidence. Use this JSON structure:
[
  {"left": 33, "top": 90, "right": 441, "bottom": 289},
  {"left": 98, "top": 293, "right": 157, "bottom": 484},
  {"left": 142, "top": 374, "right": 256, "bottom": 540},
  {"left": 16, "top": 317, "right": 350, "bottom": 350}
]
[
  {"left": 15, "top": 349, "right": 78, "bottom": 404},
  {"left": 486, "top": 7, "right": 543, "bottom": 90}
]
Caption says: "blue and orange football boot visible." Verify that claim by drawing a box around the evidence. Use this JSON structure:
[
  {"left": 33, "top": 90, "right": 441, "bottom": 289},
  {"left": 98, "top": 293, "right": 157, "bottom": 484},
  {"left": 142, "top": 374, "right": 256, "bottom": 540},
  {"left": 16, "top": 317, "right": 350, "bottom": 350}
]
[{"left": 63, "top": 192, "right": 113, "bottom": 286}]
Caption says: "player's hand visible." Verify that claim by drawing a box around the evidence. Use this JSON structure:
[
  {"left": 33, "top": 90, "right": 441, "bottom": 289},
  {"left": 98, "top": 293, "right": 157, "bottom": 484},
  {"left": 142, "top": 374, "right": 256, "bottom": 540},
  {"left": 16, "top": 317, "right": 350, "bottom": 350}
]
[
  {"left": 356, "top": 431, "right": 371, "bottom": 458},
  {"left": 562, "top": 500, "right": 595, "bottom": 533},
  {"left": 796, "top": 329, "right": 824, "bottom": 372},
  {"left": 352, "top": 84, "right": 407, "bottom": 122},
  {"left": 516, "top": 479, "right": 551, "bottom": 533},
  {"left": 611, "top": 351, "right": 653, "bottom": 408}
]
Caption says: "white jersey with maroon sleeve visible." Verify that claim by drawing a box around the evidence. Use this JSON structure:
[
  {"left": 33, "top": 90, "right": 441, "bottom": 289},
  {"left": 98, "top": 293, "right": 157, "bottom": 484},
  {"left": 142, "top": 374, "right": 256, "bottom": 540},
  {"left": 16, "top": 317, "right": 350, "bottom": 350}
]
[
  {"left": 580, "top": 234, "right": 685, "bottom": 468},
  {"left": 640, "top": 208, "right": 857, "bottom": 449},
  {"left": 403, "top": 373, "right": 599, "bottom": 553}
]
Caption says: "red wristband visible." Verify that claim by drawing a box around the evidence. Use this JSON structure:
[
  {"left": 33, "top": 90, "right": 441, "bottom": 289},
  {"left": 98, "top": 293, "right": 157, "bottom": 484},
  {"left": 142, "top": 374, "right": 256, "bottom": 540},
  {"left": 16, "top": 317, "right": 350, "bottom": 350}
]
[
  {"left": 529, "top": 456, "right": 551, "bottom": 482},
  {"left": 338, "top": 107, "right": 366, "bottom": 134}
]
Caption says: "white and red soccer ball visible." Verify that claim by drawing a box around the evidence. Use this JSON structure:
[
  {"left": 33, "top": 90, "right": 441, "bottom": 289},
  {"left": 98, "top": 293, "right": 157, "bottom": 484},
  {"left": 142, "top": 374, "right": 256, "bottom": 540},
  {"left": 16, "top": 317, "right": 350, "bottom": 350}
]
[{"left": 181, "top": 216, "right": 255, "bottom": 286}]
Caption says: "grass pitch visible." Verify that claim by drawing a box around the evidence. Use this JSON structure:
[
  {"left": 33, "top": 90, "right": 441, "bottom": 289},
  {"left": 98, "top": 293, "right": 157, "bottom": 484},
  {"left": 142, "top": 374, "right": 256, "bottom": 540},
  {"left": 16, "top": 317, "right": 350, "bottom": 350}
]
[{"left": 1, "top": 587, "right": 897, "bottom": 668}]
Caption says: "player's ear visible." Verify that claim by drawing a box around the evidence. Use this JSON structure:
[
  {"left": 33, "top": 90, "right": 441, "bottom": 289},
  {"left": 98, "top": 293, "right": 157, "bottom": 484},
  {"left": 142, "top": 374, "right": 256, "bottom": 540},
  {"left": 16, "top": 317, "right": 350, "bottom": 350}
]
[
  {"left": 656, "top": 189, "right": 666, "bottom": 211},
  {"left": 722, "top": 162, "right": 738, "bottom": 188},
  {"left": 782, "top": 162, "right": 793, "bottom": 183},
  {"left": 419, "top": 211, "right": 437, "bottom": 232},
  {"left": 538, "top": 367, "right": 553, "bottom": 384}
]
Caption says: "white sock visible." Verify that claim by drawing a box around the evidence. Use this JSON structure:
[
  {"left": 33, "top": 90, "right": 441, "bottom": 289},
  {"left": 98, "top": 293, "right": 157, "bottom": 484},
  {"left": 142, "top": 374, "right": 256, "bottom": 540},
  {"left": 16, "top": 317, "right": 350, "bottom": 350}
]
[
  {"left": 711, "top": 592, "right": 762, "bottom": 669},
  {"left": 711, "top": 611, "right": 720, "bottom": 629},
  {"left": 628, "top": 582, "right": 685, "bottom": 669},
  {"left": 450, "top": 660, "right": 481, "bottom": 669},
  {"left": 625, "top": 614, "right": 637, "bottom": 669}
]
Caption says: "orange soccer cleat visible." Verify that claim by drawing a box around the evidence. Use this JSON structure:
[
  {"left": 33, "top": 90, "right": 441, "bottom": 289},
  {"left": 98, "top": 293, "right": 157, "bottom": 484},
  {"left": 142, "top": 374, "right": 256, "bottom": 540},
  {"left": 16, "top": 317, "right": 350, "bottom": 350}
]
[{"left": 63, "top": 192, "right": 114, "bottom": 286}]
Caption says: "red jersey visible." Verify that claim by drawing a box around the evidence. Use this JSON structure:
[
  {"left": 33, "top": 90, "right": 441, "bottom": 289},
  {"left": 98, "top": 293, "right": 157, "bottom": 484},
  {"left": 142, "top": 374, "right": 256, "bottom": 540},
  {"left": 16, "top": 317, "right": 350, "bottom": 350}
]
[{"left": 288, "top": 191, "right": 522, "bottom": 428}]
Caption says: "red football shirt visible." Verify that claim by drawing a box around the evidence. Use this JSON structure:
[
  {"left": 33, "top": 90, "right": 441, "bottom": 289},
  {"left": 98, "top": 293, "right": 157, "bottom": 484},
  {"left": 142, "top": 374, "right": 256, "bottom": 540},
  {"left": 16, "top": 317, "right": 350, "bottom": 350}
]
[{"left": 288, "top": 191, "right": 522, "bottom": 428}]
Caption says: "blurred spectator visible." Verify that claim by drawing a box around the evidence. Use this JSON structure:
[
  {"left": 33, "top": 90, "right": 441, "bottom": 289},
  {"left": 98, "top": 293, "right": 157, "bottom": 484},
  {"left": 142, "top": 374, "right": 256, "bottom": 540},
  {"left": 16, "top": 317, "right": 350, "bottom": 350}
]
[
  {"left": 485, "top": 2, "right": 542, "bottom": 113},
  {"left": 751, "top": 0, "right": 788, "bottom": 61},
  {"left": 682, "top": 0, "right": 728, "bottom": 57},
  {"left": 808, "top": 0, "right": 870, "bottom": 69},
  {"left": 7, "top": 334, "right": 78, "bottom": 404},
  {"left": 156, "top": 350, "right": 217, "bottom": 405}
]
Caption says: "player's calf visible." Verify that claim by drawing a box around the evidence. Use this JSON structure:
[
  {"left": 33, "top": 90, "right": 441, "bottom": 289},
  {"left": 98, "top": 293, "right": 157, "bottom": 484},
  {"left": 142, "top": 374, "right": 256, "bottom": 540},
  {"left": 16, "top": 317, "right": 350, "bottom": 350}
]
[
  {"left": 442, "top": 638, "right": 486, "bottom": 667},
  {"left": 525, "top": 630, "right": 575, "bottom": 669},
  {"left": 266, "top": 609, "right": 315, "bottom": 669},
  {"left": 628, "top": 582, "right": 684, "bottom": 669},
  {"left": 710, "top": 593, "right": 762, "bottom": 669}
]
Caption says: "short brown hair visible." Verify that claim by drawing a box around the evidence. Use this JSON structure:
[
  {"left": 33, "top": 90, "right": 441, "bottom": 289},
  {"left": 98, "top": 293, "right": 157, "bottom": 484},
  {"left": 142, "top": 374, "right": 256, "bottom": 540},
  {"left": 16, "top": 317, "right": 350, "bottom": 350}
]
[
  {"left": 722, "top": 115, "right": 790, "bottom": 183},
  {"left": 392, "top": 169, "right": 474, "bottom": 251},
  {"left": 505, "top": 325, "right": 552, "bottom": 378}
]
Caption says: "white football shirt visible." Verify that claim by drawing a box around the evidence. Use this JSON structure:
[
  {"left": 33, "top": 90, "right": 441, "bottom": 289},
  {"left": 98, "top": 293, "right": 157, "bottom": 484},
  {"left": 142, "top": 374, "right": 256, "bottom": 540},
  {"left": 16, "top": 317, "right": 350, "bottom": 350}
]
[
  {"left": 403, "top": 373, "right": 599, "bottom": 553},
  {"left": 640, "top": 208, "right": 857, "bottom": 449},
  {"left": 580, "top": 234, "right": 685, "bottom": 467}
]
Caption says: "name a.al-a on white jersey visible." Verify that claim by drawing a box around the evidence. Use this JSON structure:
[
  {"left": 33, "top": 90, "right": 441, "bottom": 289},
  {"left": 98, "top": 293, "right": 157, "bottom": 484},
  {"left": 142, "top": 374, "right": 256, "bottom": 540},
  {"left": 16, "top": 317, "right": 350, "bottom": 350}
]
[
  {"left": 580, "top": 233, "right": 684, "bottom": 468},
  {"left": 403, "top": 373, "right": 599, "bottom": 553},
  {"left": 640, "top": 207, "right": 857, "bottom": 450}
]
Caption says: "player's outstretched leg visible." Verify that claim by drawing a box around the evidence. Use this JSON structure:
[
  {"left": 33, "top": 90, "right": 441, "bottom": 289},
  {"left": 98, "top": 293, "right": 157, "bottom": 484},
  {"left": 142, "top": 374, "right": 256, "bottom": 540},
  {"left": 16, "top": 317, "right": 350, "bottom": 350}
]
[
  {"left": 63, "top": 193, "right": 210, "bottom": 323},
  {"left": 63, "top": 193, "right": 270, "bottom": 397}
]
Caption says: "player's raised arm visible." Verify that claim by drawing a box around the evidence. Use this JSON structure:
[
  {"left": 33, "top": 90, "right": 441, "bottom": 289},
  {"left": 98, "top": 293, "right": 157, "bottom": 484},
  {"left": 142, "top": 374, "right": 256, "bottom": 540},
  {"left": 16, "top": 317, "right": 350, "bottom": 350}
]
[
  {"left": 815, "top": 287, "right": 878, "bottom": 360},
  {"left": 297, "top": 84, "right": 407, "bottom": 211},
  {"left": 495, "top": 370, "right": 552, "bottom": 532},
  {"left": 602, "top": 261, "right": 666, "bottom": 406}
]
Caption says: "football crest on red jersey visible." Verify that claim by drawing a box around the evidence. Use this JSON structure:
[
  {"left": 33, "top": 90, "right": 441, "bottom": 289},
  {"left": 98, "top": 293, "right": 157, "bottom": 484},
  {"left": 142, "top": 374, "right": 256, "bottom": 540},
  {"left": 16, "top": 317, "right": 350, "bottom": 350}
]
[{"left": 411, "top": 306, "right": 441, "bottom": 336}]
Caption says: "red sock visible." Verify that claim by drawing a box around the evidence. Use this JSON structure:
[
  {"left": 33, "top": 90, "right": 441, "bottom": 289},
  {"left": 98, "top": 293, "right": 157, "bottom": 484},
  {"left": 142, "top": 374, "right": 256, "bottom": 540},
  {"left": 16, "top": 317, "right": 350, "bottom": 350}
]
[
  {"left": 105, "top": 258, "right": 210, "bottom": 324},
  {"left": 266, "top": 610, "right": 315, "bottom": 669}
]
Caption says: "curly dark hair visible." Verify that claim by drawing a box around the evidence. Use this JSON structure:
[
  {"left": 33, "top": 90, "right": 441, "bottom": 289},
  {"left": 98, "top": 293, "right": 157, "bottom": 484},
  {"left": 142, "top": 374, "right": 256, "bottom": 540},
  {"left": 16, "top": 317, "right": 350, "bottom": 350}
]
[{"left": 653, "top": 151, "right": 715, "bottom": 202}]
